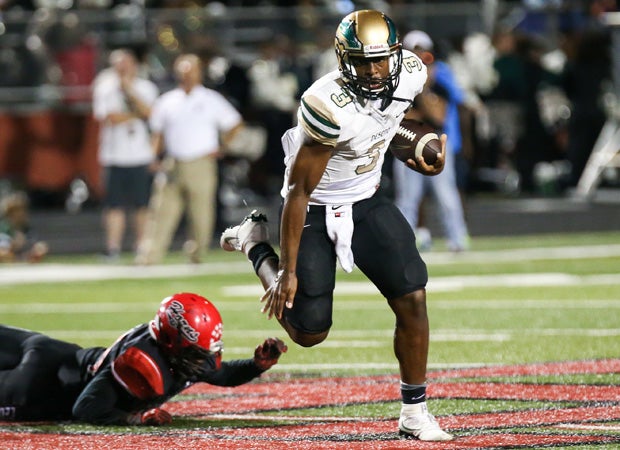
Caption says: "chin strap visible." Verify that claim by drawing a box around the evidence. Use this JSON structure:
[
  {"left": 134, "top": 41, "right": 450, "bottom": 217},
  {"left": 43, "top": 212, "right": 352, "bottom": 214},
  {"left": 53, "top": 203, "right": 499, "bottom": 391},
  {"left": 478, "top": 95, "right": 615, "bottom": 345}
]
[
  {"left": 386, "top": 96, "right": 415, "bottom": 107},
  {"left": 380, "top": 95, "right": 415, "bottom": 112}
]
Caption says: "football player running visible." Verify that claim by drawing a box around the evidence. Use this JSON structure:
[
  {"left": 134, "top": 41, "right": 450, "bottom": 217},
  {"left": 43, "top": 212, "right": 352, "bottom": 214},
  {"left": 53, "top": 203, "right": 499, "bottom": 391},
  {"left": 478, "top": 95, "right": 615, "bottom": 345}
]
[
  {"left": 0, "top": 293, "right": 286, "bottom": 425},
  {"left": 221, "top": 9, "right": 452, "bottom": 441}
]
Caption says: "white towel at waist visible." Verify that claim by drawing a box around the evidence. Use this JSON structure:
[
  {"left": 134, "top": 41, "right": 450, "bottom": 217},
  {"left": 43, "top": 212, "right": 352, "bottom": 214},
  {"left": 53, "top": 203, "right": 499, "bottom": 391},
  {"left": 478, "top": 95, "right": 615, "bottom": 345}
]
[{"left": 325, "top": 204, "right": 354, "bottom": 273}]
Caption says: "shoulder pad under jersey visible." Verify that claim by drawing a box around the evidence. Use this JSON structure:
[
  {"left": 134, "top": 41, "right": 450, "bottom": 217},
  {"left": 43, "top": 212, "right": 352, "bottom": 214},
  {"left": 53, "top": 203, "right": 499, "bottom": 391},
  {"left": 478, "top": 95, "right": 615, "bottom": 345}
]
[{"left": 112, "top": 346, "right": 165, "bottom": 400}]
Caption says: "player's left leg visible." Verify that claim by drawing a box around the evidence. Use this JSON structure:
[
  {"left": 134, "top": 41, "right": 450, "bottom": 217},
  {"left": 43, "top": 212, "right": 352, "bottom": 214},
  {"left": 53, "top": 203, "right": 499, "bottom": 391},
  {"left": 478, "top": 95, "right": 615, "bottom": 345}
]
[
  {"left": 351, "top": 196, "right": 453, "bottom": 441},
  {"left": 387, "top": 290, "right": 451, "bottom": 441},
  {"left": 351, "top": 196, "right": 430, "bottom": 386}
]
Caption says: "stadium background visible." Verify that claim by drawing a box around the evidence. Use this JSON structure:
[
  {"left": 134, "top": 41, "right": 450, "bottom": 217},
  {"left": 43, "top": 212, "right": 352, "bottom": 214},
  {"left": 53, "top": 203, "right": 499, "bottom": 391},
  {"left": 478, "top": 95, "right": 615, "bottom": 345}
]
[
  {"left": 0, "top": 5, "right": 619, "bottom": 446},
  {"left": 0, "top": 0, "right": 618, "bottom": 255}
]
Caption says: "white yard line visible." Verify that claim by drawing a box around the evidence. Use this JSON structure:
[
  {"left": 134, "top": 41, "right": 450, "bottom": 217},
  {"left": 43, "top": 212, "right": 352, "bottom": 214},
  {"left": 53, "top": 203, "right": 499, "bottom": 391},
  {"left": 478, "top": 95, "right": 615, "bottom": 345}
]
[
  {"left": 223, "top": 273, "right": 620, "bottom": 296},
  {"left": 2, "top": 297, "right": 619, "bottom": 315},
  {"left": 31, "top": 328, "right": 620, "bottom": 344},
  {"left": 1, "top": 244, "right": 619, "bottom": 286},
  {"left": 423, "top": 244, "right": 620, "bottom": 265},
  {"left": 0, "top": 302, "right": 157, "bottom": 313},
  {"left": 0, "top": 261, "right": 248, "bottom": 285}
]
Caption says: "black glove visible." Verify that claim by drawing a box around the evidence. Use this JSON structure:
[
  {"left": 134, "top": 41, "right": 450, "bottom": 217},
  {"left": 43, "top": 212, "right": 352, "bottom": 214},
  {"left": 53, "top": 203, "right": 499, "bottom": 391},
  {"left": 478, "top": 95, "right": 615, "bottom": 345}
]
[{"left": 254, "top": 337, "right": 287, "bottom": 370}]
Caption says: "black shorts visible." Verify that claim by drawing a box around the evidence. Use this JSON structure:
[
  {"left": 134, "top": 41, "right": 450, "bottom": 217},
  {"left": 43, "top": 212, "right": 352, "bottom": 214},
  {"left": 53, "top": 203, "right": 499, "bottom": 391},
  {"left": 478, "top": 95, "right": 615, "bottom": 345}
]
[
  {"left": 282, "top": 195, "right": 428, "bottom": 334},
  {"left": 102, "top": 165, "right": 152, "bottom": 208}
]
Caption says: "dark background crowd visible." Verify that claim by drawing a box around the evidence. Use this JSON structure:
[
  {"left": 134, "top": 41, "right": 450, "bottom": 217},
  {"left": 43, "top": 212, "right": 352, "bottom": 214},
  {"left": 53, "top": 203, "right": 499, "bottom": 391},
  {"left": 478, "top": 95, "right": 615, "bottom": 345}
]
[{"left": 0, "top": 0, "right": 618, "bottom": 257}]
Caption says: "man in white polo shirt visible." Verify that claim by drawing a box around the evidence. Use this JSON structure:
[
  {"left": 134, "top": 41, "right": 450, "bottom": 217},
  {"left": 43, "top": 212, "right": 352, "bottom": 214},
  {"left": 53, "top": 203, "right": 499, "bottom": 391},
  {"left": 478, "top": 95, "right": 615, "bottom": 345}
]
[
  {"left": 137, "top": 53, "right": 243, "bottom": 265},
  {"left": 93, "top": 48, "right": 159, "bottom": 261}
]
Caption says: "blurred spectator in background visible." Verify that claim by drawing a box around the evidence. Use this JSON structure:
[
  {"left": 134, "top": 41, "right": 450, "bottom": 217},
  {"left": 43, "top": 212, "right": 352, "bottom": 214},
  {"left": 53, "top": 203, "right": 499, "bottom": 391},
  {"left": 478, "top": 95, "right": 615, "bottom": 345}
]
[
  {"left": 27, "top": 8, "right": 98, "bottom": 106},
  {"left": 560, "top": 23, "right": 612, "bottom": 189},
  {"left": 512, "top": 33, "right": 564, "bottom": 192},
  {"left": 481, "top": 26, "right": 527, "bottom": 179},
  {"left": 0, "top": 191, "right": 48, "bottom": 263},
  {"left": 246, "top": 35, "right": 301, "bottom": 197},
  {"left": 482, "top": 25, "right": 568, "bottom": 194},
  {"left": 309, "top": 27, "right": 339, "bottom": 81},
  {"left": 196, "top": 39, "right": 269, "bottom": 222},
  {"left": 445, "top": 32, "right": 495, "bottom": 187},
  {"left": 392, "top": 30, "right": 470, "bottom": 252},
  {"left": 446, "top": 32, "right": 496, "bottom": 116},
  {"left": 93, "top": 48, "right": 159, "bottom": 262},
  {"left": 196, "top": 37, "right": 251, "bottom": 113},
  {"left": 136, "top": 53, "right": 243, "bottom": 265}
]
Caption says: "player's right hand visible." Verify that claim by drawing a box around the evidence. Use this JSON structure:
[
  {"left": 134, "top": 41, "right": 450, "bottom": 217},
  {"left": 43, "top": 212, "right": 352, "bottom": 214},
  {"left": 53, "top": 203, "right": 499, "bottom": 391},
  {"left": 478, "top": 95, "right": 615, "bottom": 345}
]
[
  {"left": 140, "top": 407, "right": 172, "bottom": 426},
  {"left": 260, "top": 269, "right": 297, "bottom": 320}
]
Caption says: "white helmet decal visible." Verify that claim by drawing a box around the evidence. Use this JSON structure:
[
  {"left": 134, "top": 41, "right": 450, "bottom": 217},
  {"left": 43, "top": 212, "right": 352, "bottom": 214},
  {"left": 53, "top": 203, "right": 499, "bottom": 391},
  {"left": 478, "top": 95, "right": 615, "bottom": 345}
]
[{"left": 166, "top": 300, "right": 200, "bottom": 343}]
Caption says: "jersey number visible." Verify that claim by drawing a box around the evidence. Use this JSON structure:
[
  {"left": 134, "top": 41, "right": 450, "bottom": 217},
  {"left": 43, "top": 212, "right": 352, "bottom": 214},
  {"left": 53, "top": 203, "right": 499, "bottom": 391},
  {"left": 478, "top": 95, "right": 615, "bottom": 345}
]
[
  {"left": 402, "top": 56, "right": 423, "bottom": 73},
  {"left": 355, "top": 140, "right": 384, "bottom": 175},
  {"left": 331, "top": 91, "right": 353, "bottom": 108}
]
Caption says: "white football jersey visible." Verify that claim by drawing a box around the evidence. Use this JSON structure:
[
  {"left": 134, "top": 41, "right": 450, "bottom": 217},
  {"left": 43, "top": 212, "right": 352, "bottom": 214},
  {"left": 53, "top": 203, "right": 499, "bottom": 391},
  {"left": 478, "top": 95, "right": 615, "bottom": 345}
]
[{"left": 281, "top": 49, "right": 427, "bottom": 205}]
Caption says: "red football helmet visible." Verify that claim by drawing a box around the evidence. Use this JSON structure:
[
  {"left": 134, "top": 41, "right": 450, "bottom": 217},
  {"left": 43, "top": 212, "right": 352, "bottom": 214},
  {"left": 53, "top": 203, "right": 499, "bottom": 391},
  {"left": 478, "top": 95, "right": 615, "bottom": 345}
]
[{"left": 149, "top": 292, "right": 224, "bottom": 376}]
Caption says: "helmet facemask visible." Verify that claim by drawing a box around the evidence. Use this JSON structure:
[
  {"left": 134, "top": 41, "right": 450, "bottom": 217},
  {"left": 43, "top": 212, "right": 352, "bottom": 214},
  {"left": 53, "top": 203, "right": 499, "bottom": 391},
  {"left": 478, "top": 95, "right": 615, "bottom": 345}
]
[
  {"left": 168, "top": 341, "right": 222, "bottom": 379},
  {"left": 335, "top": 10, "right": 403, "bottom": 100}
]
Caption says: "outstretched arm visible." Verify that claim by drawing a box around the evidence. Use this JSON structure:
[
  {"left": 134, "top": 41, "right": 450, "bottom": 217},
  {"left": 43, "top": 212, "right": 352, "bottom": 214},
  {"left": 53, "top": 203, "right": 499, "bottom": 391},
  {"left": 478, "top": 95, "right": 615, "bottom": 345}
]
[{"left": 204, "top": 338, "right": 287, "bottom": 386}]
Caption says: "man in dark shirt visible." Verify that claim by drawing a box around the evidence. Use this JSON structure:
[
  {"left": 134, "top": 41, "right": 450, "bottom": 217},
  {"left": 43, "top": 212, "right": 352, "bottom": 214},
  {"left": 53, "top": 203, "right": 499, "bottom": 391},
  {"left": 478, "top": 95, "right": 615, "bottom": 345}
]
[{"left": 0, "top": 292, "right": 286, "bottom": 425}]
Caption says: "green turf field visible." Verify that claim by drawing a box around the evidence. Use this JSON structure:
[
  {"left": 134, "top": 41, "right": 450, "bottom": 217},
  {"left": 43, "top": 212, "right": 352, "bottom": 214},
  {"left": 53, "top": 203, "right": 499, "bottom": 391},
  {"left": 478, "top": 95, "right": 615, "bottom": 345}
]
[
  {"left": 1, "top": 230, "right": 619, "bottom": 448},
  {"left": 2, "top": 231, "right": 619, "bottom": 370}
]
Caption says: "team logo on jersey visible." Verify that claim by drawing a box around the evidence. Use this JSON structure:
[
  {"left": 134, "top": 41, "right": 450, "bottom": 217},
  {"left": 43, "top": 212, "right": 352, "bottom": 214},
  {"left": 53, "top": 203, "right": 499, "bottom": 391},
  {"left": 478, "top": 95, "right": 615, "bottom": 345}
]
[
  {"left": 371, "top": 128, "right": 390, "bottom": 141},
  {"left": 167, "top": 300, "right": 200, "bottom": 343}
]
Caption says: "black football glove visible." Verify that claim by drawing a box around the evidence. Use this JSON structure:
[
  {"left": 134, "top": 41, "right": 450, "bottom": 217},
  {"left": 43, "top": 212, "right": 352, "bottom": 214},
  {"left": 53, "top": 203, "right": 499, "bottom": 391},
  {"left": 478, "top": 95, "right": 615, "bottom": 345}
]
[{"left": 254, "top": 337, "right": 287, "bottom": 370}]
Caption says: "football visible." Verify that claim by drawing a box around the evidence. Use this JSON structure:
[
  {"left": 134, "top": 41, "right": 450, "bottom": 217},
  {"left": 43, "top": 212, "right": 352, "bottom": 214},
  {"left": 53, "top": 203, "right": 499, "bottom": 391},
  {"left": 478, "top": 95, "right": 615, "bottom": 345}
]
[{"left": 389, "top": 119, "right": 441, "bottom": 165}]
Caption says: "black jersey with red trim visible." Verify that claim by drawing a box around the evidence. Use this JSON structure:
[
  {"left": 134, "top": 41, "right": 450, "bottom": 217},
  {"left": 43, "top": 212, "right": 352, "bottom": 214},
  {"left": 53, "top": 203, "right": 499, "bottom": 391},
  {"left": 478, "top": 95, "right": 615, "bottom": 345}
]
[{"left": 72, "top": 324, "right": 264, "bottom": 424}]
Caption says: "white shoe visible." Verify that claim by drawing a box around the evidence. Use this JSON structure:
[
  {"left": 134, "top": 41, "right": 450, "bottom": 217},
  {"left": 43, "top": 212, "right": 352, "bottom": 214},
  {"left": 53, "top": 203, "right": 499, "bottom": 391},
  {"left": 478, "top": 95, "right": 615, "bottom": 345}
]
[
  {"left": 398, "top": 402, "right": 453, "bottom": 441},
  {"left": 220, "top": 210, "right": 269, "bottom": 254}
]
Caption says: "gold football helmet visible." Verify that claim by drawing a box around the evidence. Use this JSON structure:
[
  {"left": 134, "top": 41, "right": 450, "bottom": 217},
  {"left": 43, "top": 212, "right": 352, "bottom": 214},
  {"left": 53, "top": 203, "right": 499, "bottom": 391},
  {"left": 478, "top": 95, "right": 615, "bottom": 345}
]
[{"left": 334, "top": 9, "right": 402, "bottom": 99}]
